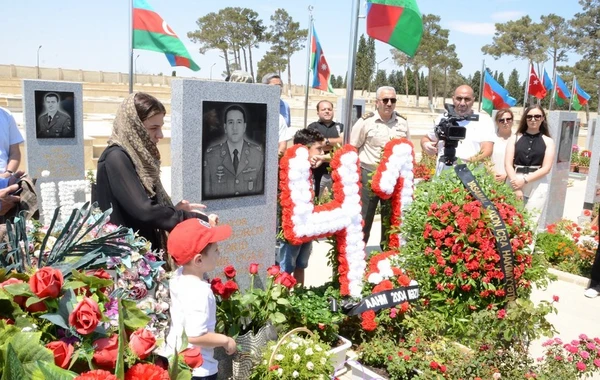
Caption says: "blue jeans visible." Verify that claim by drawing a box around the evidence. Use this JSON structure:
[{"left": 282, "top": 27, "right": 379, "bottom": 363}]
[{"left": 279, "top": 242, "right": 312, "bottom": 273}]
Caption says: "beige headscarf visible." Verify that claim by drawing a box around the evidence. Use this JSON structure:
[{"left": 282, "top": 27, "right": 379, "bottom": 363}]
[{"left": 108, "top": 93, "right": 174, "bottom": 249}]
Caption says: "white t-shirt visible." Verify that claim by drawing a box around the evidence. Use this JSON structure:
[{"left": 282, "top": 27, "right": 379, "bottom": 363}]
[
  {"left": 492, "top": 135, "right": 509, "bottom": 176},
  {"left": 165, "top": 267, "right": 217, "bottom": 377},
  {"left": 0, "top": 107, "right": 24, "bottom": 173},
  {"left": 278, "top": 114, "right": 292, "bottom": 143},
  {"left": 427, "top": 112, "right": 495, "bottom": 174}
]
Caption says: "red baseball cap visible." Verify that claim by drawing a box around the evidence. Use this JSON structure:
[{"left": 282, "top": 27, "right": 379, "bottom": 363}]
[{"left": 167, "top": 218, "right": 232, "bottom": 266}]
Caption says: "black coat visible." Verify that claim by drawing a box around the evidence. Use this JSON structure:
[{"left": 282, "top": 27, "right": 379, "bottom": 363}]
[{"left": 96, "top": 145, "right": 205, "bottom": 249}]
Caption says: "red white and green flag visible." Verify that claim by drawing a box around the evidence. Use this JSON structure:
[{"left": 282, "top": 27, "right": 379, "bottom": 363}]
[
  {"left": 132, "top": 0, "right": 200, "bottom": 71},
  {"left": 554, "top": 74, "right": 571, "bottom": 107},
  {"left": 310, "top": 26, "right": 333, "bottom": 92},
  {"left": 572, "top": 78, "right": 591, "bottom": 111},
  {"left": 366, "top": 0, "right": 423, "bottom": 57}
]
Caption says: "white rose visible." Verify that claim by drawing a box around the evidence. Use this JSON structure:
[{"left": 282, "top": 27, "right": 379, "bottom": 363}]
[
  {"left": 306, "top": 361, "right": 314, "bottom": 370},
  {"left": 292, "top": 371, "right": 299, "bottom": 378},
  {"left": 275, "top": 354, "right": 284, "bottom": 361},
  {"left": 293, "top": 353, "right": 301, "bottom": 363},
  {"left": 277, "top": 368, "right": 283, "bottom": 376},
  {"left": 305, "top": 347, "right": 313, "bottom": 356}
]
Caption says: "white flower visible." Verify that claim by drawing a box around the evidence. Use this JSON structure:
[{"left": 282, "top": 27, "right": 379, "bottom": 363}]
[
  {"left": 275, "top": 354, "right": 284, "bottom": 361},
  {"left": 304, "top": 347, "right": 313, "bottom": 356},
  {"left": 277, "top": 368, "right": 283, "bottom": 376},
  {"left": 315, "top": 345, "right": 323, "bottom": 352},
  {"left": 320, "top": 357, "right": 327, "bottom": 365},
  {"left": 262, "top": 360, "right": 267, "bottom": 365},
  {"left": 368, "top": 272, "right": 383, "bottom": 284},
  {"left": 292, "top": 371, "right": 299, "bottom": 378},
  {"left": 289, "top": 342, "right": 298, "bottom": 350},
  {"left": 493, "top": 373, "right": 501, "bottom": 379},
  {"left": 306, "top": 361, "right": 314, "bottom": 370},
  {"left": 293, "top": 353, "right": 301, "bottom": 363}
]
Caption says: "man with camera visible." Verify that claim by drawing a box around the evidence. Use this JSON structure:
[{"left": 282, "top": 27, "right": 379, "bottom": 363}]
[
  {"left": 350, "top": 86, "right": 409, "bottom": 248},
  {"left": 420, "top": 85, "right": 495, "bottom": 175}
]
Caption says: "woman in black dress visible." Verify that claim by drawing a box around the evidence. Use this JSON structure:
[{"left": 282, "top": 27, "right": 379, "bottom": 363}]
[
  {"left": 504, "top": 105, "right": 555, "bottom": 229},
  {"left": 96, "top": 92, "right": 209, "bottom": 253}
]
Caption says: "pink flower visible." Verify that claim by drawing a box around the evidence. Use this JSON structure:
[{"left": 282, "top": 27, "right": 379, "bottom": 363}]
[
  {"left": 497, "top": 309, "right": 506, "bottom": 319},
  {"left": 579, "top": 350, "right": 590, "bottom": 360},
  {"left": 552, "top": 295, "right": 559, "bottom": 302},
  {"left": 576, "top": 361, "right": 586, "bottom": 371},
  {"left": 593, "top": 359, "right": 600, "bottom": 368},
  {"left": 579, "top": 334, "right": 589, "bottom": 340},
  {"left": 565, "top": 344, "right": 579, "bottom": 354},
  {"left": 389, "top": 308, "right": 397, "bottom": 319}
]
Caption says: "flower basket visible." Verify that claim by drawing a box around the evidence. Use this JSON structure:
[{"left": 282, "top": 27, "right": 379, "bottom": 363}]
[
  {"left": 578, "top": 166, "right": 589, "bottom": 174},
  {"left": 328, "top": 335, "right": 352, "bottom": 376},
  {"left": 346, "top": 352, "right": 388, "bottom": 380},
  {"left": 216, "top": 323, "right": 278, "bottom": 379}
]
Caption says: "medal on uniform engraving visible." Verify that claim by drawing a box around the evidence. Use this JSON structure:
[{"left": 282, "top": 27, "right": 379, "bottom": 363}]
[
  {"left": 248, "top": 180, "right": 254, "bottom": 191},
  {"left": 221, "top": 150, "right": 226, "bottom": 157},
  {"left": 245, "top": 149, "right": 249, "bottom": 155},
  {"left": 216, "top": 166, "right": 225, "bottom": 183}
]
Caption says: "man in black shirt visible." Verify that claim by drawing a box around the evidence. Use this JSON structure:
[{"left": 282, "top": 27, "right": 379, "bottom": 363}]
[{"left": 306, "top": 100, "right": 344, "bottom": 199}]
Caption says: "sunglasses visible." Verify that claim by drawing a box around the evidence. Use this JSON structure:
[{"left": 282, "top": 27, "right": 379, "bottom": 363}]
[
  {"left": 455, "top": 96, "right": 472, "bottom": 102},
  {"left": 379, "top": 98, "right": 397, "bottom": 104},
  {"left": 526, "top": 114, "right": 543, "bottom": 121},
  {"left": 498, "top": 117, "right": 513, "bottom": 124}
]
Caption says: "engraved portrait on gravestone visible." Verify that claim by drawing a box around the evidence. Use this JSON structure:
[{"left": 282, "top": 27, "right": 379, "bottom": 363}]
[
  {"left": 35, "top": 91, "right": 75, "bottom": 138},
  {"left": 202, "top": 101, "right": 266, "bottom": 200},
  {"left": 557, "top": 120, "right": 574, "bottom": 163}
]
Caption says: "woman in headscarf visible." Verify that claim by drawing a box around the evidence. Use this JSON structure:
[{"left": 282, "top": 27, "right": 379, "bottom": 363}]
[{"left": 96, "top": 92, "right": 208, "bottom": 252}]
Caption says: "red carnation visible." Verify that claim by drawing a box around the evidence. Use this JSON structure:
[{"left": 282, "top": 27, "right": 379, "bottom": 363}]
[
  {"left": 125, "top": 363, "right": 170, "bottom": 380},
  {"left": 74, "top": 370, "right": 118, "bottom": 380},
  {"left": 249, "top": 263, "right": 259, "bottom": 275},
  {"left": 223, "top": 265, "right": 236, "bottom": 279},
  {"left": 361, "top": 310, "right": 377, "bottom": 331},
  {"left": 267, "top": 265, "right": 280, "bottom": 277},
  {"left": 497, "top": 309, "right": 507, "bottom": 319}
]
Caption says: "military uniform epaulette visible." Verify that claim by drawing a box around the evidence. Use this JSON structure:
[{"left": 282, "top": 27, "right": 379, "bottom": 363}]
[
  {"left": 246, "top": 141, "right": 263, "bottom": 152},
  {"left": 362, "top": 112, "right": 375, "bottom": 120},
  {"left": 205, "top": 142, "right": 224, "bottom": 154},
  {"left": 395, "top": 112, "right": 407, "bottom": 120}
]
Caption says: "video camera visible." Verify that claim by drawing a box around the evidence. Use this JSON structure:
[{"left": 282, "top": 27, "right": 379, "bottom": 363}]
[{"left": 434, "top": 103, "right": 479, "bottom": 166}]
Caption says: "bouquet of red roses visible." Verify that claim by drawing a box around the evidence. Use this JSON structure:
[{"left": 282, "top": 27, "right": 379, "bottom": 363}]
[{"left": 211, "top": 264, "right": 295, "bottom": 337}]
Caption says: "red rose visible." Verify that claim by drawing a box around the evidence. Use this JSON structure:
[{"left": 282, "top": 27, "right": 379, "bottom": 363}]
[
  {"left": 129, "top": 328, "right": 156, "bottom": 359},
  {"left": 267, "top": 265, "right": 280, "bottom": 277},
  {"left": 180, "top": 347, "right": 203, "bottom": 368},
  {"left": 221, "top": 280, "right": 239, "bottom": 300},
  {"left": 223, "top": 265, "right": 237, "bottom": 279},
  {"left": 46, "top": 341, "right": 74, "bottom": 369},
  {"left": 210, "top": 278, "right": 225, "bottom": 297},
  {"left": 125, "top": 363, "right": 170, "bottom": 380},
  {"left": 69, "top": 297, "right": 102, "bottom": 335},
  {"left": 87, "top": 269, "right": 112, "bottom": 280},
  {"left": 29, "top": 267, "right": 64, "bottom": 298},
  {"left": 275, "top": 272, "right": 297, "bottom": 289},
  {"left": 27, "top": 300, "right": 47, "bottom": 313},
  {"left": 93, "top": 335, "right": 119, "bottom": 369},
  {"left": 249, "top": 263, "right": 259, "bottom": 275},
  {"left": 75, "top": 370, "right": 118, "bottom": 380}
]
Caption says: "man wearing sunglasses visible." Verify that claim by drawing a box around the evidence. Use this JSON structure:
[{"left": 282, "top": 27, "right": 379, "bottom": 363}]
[
  {"left": 350, "top": 86, "right": 409, "bottom": 248},
  {"left": 420, "top": 85, "right": 495, "bottom": 174}
]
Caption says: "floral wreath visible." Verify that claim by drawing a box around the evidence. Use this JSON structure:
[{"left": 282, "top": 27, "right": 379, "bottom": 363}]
[
  {"left": 370, "top": 138, "right": 416, "bottom": 249},
  {"left": 279, "top": 144, "right": 366, "bottom": 298}
]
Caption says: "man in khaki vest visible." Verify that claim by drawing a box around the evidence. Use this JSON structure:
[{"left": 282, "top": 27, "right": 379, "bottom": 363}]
[{"left": 350, "top": 86, "right": 409, "bottom": 248}]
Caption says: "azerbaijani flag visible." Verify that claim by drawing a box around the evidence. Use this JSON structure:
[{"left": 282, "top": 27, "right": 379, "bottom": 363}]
[
  {"left": 310, "top": 27, "right": 333, "bottom": 92},
  {"left": 133, "top": 0, "right": 200, "bottom": 71},
  {"left": 366, "top": 0, "right": 423, "bottom": 57},
  {"left": 554, "top": 74, "right": 571, "bottom": 106},
  {"left": 542, "top": 68, "right": 553, "bottom": 93},
  {"left": 572, "top": 78, "right": 591, "bottom": 111},
  {"left": 482, "top": 71, "right": 517, "bottom": 116}
]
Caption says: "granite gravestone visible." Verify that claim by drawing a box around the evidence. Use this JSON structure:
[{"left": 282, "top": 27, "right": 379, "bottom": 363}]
[
  {"left": 23, "top": 80, "right": 85, "bottom": 223},
  {"left": 337, "top": 97, "right": 366, "bottom": 128},
  {"left": 586, "top": 118, "right": 597, "bottom": 151},
  {"left": 170, "top": 79, "right": 280, "bottom": 289},
  {"left": 537, "top": 111, "right": 578, "bottom": 229},
  {"left": 583, "top": 116, "right": 600, "bottom": 211}
]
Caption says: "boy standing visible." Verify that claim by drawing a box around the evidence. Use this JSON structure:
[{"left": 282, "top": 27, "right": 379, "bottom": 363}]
[
  {"left": 279, "top": 128, "right": 326, "bottom": 285},
  {"left": 165, "top": 218, "right": 237, "bottom": 380}
]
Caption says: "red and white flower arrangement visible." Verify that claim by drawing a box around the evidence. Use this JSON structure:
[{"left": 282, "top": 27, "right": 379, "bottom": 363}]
[{"left": 279, "top": 144, "right": 366, "bottom": 297}]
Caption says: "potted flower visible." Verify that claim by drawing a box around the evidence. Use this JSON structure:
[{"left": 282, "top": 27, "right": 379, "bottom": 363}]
[{"left": 210, "top": 264, "right": 295, "bottom": 378}]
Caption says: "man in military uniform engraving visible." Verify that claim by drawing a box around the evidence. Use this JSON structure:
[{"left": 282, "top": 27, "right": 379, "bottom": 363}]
[
  {"left": 307, "top": 100, "right": 344, "bottom": 199},
  {"left": 350, "top": 86, "right": 410, "bottom": 248},
  {"left": 36, "top": 93, "right": 73, "bottom": 138},
  {"left": 203, "top": 104, "right": 264, "bottom": 199}
]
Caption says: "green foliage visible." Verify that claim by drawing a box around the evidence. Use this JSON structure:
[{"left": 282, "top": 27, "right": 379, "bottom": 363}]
[
  {"left": 506, "top": 68, "right": 523, "bottom": 106},
  {"left": 482, "top": 15, "right": 547, "bottom": 64},
  {"left": 256, "top": 49, "right": 286, "bottom": 83},
  {"left": 268, "top": 8, "right": 307, "bottom": 87},
  {"left": 535, "top": 231, "right": 579, "bottom": 265},
  {"left": 470, "top": 70, "right": 481, "bottom": 101},
  {"left": 355, "top": 35, "right": 376, "bottom": 92}
]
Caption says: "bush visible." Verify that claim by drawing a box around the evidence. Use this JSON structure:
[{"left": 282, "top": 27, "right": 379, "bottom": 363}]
[{"left": 536, "top": 231, "right": 579, "bottom": 265}]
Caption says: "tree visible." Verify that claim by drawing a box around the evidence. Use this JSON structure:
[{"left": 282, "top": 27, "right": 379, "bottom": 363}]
[
  {"left": 337, "top": 75, "right": 344, "bottom": 89},
  {"left": 505, "top": 68, "right": 523, "bottom": 107},
  {"left": 256, "top": 49, "right": 286, "bottom": 82},
  {"left": 268, "top": 9, "right": 307, "bottom": 95},
  {"left": 413, "top": 14, "right": 450, "bottom": 108},
  {"left": 355, "top": 35, "right": 376, "bottom": 93},
  {"left": 391, "top": 48, "right": 412, "bottom": 101},
  {"left": 241, "top": 8, "right": 267, "bottom": 78},
  {"left": 481, "top": 16, "right": 547, "bottom": 65},
  {"left": 188, "top": 12, "right": 230, "bottom": 73},
  {"left": 571, "top": 0, "right": 600, "bottom": 111},
  {"left": 470, "top": 70, "right": 481, "bottom": 102},
  {"left": 541, "top": 14, "right": 572, "bottom": 109},
  {"left": 374, "top": 69, "right": 388, "bottom": 90},
  {"left": 497, "top": 72, "right": 506, "bottom": 87},
  {"left": 437, "top": 43, "right": 462, "bottom": 103}
]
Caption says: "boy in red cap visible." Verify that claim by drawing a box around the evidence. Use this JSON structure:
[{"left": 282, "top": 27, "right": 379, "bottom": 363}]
[{"left": 164, "top": 218, "right": 236, "bottom": 380}]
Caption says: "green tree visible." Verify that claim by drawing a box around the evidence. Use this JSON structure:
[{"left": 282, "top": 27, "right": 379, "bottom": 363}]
[
  {"left": 497, "top": 72, "right": 506, "bottom": 87},
  {"left": 571, "top": 0, "right": 600, "bottom": 111},
  {"left": 188, "top": 12, "right": 230, "bottom": 73},
  {"left": 413, "top": 14, "right": 450, "bottom": 107},
  {"left": 241, "top": 8, "right": 267, "bottom": 78},
  {"left": 481, "top": 16, "right": 547, "bottom": 65},
  {"left": 330, "top": 75, "right": 339, "bottom": 88},
  {"left": 256, "top": 49, "right": 286, "bottom": 82},
  {"left": 268, "top": 9, "right": 307, "bottom": 93},
  {"left": 355, "top": 35, "right": 376, "bottom": 93},
  {"left": 541, "top": 13, "right": 572, "bottom": 109},
  {"left": 374, "top": 69, "right": 388, "bottom": 90},
  {"left": 470, "top": 70, "right": 481, "bottom": 102},
  {"left": 505, "top": 68, "right": 523, "bottom": 107},
  {"left": 391, "top": 48, "right": 412, "bottom": 100},
  {"left": 406, "top": 67, "right": 415, "bottom": 96},
  {"left": 437, "top": 44, "right": 462, "bottom": 103},
  {"left": 337, "top": 75, "right": 344, "bottom": 88}
]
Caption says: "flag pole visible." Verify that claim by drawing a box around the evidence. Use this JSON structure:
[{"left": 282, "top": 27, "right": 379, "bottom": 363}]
[
  {"left": 342, "top": 0, "right": 361, "bottom": 145},
  {"left": 478, "top": 59, "right": 485, "bottom": 113},
  {"left": 569, "top": 75, "right": 575, "bottom": 112},
  {"left": 523, "top": 61, "right": 530, "bottom": 107},
  {"left": 549, "top": 70, "right": 557, "bottom": 111},
  {"left": 128, "top": 0, "right": 134, "bottom": 94},
  {"left": 303, "top": 7, "right": 314, "bottom": 129}
]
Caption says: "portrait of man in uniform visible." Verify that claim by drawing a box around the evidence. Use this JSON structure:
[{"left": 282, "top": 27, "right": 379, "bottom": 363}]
[
  {"left": 557, "top": 120, "right": 574, "bottom": 164},
  {"left": 202, "top": 101, "right": 266, "bottom": 199},
  {"left": 35, "top": 91, "right": 75, "bottom": 138}
]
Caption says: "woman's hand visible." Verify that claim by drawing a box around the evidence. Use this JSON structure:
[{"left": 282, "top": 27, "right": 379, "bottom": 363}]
[
  {"left": 510, "top": 176, "right": 526, "bottom": 190},
  {"left": 494, "top": 173, "right": 507, "bottom": 183},
  {"left": 175, "top": 200, "right": 206, "bottom": 213},
  {"left": 514, "top": 189, "right": 524, "bottom": 201}
]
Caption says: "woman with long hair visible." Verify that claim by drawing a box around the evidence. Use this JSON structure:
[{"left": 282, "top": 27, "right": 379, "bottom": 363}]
[
  {"left": 492, "top": 108, "right": 514, "bottom": 182},
  {"left": 504, "top": 105, "right": 555, "bottom": 228},
  {"left": 96, "top": 92, "right": 209, "bottom": 252}
]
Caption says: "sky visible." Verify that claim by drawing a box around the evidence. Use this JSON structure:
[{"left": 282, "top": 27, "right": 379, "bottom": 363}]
[{"left": 0, "top": 0, "right": 583, "bottom": 86}]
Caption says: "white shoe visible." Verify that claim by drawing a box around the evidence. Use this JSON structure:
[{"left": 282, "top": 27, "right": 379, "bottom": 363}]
[{"left": 584, "top": 288, "right": 599, "bottom": 298}]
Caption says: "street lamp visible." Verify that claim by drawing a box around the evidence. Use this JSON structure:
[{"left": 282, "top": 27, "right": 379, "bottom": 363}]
[
  {"left": 210, "top": 63, "right": 216, "bottom": 80},
  {"left": 134, "top": 54, "right": 140, "bottom": 84},
  {"left": 37, "top": 45, "right": 42, "bottom": 79},
  {"left": 375, "top": 57, "right": 389, "bottom": 75}
]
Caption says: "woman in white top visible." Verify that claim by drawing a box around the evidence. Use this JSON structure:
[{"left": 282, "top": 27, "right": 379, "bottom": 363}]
[{"left": 491, "top": 109, "right": 514, "bottom": 182}]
